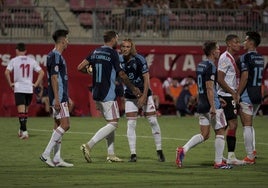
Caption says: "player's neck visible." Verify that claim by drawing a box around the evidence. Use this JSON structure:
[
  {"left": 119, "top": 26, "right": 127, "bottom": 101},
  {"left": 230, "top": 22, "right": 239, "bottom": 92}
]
[{"left": 54, "top": 45, "right": 64, "bottom": 53}]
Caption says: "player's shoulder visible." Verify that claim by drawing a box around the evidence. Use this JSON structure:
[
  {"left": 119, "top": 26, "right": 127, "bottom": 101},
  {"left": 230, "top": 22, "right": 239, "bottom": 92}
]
[{"left": 134, "top": 54, "right": 146, "bottom": 63}]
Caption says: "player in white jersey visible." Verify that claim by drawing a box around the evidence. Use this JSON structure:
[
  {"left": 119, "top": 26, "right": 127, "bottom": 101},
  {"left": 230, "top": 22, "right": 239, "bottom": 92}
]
[
  {"left": 4, "top": 43, "right": 44, "bottom": 139},
  {"left": 217, "top": 34, "right": 245, "bottom": 165}
]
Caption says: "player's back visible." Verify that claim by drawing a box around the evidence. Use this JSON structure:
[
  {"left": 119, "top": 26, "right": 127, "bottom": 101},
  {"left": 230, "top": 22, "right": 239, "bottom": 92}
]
[
  {"left": 9, "top": 55, "right": 39, "bottom": 93},
  {"left": 89, "top": 46, "right": 121, "bottom": 102},
  {"left": 196, "top": 60, "right": 215, "bottom": 113},
  {"left": 240, "top": 51, "right": 264, "bottom": 104}
]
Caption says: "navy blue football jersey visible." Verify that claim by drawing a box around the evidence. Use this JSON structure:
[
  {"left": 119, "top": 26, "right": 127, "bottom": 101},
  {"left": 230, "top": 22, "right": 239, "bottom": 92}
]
[
  {"left": 46, "top": 49, "right": 69, "bottom": 105},
  {"left": 196, "top": 60, "right": 221, "bottom": 113},
  {"left": 86, "top": 46, "right": 122, "bottom": 102},
  {"left": 239, "top": 51, "right": 264, "bottom": 104},
  {"left": 120, "top": 54, "right": 152, "bottom": 99}
]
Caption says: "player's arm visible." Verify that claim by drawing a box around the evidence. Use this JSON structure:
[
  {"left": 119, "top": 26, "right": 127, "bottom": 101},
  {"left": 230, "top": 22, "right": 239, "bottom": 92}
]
[
  {"left": 4, "top": 69, "right": 14, "bottom": 89},
  {"left": 77, "top": 59, "right": 92, "bottom": 74},
  {"left": 217, "top": 70, "right": 237, "bottom": 103},
  {"left": 206, "top": 80, "right": 216, "bottom": 115},
  {"left": 51, "top": 74, "right": 60, "bottom": 111},
  {"left": 33, "top": 69, "right": 44, "bottom": 88},
  {"left": 217, "top": 70, "right": 236, "bottom": 95},
  {"left": 118, "top": 70, "right": 142, "bottom": 98}
]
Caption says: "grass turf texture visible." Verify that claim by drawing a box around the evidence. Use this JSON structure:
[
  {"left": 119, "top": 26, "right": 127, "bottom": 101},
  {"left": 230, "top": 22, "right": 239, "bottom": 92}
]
[{"left": 0, "top": 116, "right": 267, "bottom": 188}]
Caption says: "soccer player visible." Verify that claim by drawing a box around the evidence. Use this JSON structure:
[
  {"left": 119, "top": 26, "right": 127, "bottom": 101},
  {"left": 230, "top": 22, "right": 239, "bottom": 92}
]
[
  {"left": 78, "top": 30, "right": 142, "bottom": 163},
  {"left": 120, "top": 38, "right": 165, "bottom": 162},
  {"left": 237, "top": 31, "right": 264, "bottom": 164},
  {"left": 40, "top": 29, "right": 73, "bottom": 167},
  {"left": 217, "top": 34, "right": 245, "bottom": 165},
  {"left": 176, "top": 41, "right": 231, "bottom": 169},
  {"left": 5, "top": 43, "right": 44, "bottom": 139}
]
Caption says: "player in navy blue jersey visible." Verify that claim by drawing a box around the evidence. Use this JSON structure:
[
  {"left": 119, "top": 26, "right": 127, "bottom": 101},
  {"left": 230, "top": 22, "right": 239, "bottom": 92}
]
[
  {"left": 176, "top": 41, "right": 231, "bottom": 169},
  {"left": 120, "top": 38, "right": 165, "bottom": 162},
  {"left": 78, "top": 30, "right": 142, "bottom": 163},
  {"left": 40, "top": 29, "right": 73, "bottom": 167},
  {"left": 237, "top": 31, "right": 264, "bottom": 164}
]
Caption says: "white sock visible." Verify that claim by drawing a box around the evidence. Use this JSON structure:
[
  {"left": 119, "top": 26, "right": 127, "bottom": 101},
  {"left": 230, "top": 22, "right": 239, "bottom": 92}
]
[
  {"left": 148, "top": 116, "right": 162, "bottom": 151},
  {"left": 183, "top": 134, "right": 204, "bottom": 153},
  {"left": 87, "top": 123, "right": 117, "bottom": 150},
  {"left": 228, "top": 152, "right": 236, "bottom": 159},
  {"left": 106, "top": 131, "right": 115, "bottom": 156},
  {"left": 243, "top": 126, "right": 254, "bottom": 159},
  {"left": 215, "top": 135, "right": 225, "bottom": 164},
  {"left": 252, "top": 126, "right": 256, "bottom": 151},
  {"left": 127, "top": 119, "right": 137, "bottom": 154},
  {"left": 43, "top": 126, "right": 65, "bottom": 157},
  {"left": 53, "top": 131, "right": 62, "bottom": 163}
]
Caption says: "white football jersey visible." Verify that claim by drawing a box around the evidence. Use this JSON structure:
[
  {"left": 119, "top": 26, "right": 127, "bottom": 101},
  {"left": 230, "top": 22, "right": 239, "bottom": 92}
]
[
  {"left": 217, "top": 51, "right": 238, "bottom": 97},
  {"left": 6, "top": 55, "right": 42, "bottom": 93}
]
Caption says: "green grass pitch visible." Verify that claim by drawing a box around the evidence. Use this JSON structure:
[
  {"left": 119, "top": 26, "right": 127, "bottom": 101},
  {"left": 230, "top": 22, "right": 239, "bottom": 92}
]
[{"left": 0, "top": 116, "right": 267, "bottom": 187}]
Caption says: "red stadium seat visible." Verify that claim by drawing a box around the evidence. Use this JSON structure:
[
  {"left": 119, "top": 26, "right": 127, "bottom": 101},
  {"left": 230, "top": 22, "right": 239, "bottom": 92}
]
[
  {"left": 78, "top": 13, "right": 93, "bottom": 28},
  {"left": 69, "top": 0, "right": 85, "bottom": 13}
]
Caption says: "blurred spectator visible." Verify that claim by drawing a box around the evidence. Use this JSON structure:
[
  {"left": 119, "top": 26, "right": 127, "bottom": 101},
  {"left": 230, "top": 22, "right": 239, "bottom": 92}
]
[
  {"left": 0, "top": 0, "right": 7, "bottom": 36},
  {"left": 162, "top": 77, "right": 174, "bottom": 102},
  {"left": 251, "top": 0, "right": 262, "bottom": 31},
  {"left": 125, "top": 0, "right": 141, "bottom": 36},
  {"left": 156, "top": 0, "right": 171, "bottom": 37},
  {"left": 140, "top": 0, "right": 158, "bottom": 36},
  {"left": 169, "top": 78, "right": 182, "bottom": 103},
  {"left": 111, "top": 0, "right": 126, "bottom": 34},
  {"left": 204, "top": 0, "right": 215, "bottom": 9},
  {"left": 238, "top": 0, "right": 252, "bottom": 9},
  {"left": 176, "top": 83, "right": 196, "bottom": 117},
  {"left": 34, "top": 80, "right": 50, "bottom": 114},
  {"left": 263, "top": 5, "right": 268, "bottom": 37}
]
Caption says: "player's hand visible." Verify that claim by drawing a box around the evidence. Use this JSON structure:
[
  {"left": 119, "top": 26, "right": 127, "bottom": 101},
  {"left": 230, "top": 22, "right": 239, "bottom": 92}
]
[
  {"left": 209, "top": 107, "right": 216, "bottom": 119},
  {"left": 132, "top": 87, "right": 142, "bottom": 98},
  {"left": 54, "top": 99, "right": 61, "bottom": 112},
  {"left": 219, "top": 97, "right": 227, "bottom": 107},
  {"left": 137, "top": 94, "right": 147, "bottom": 108},
  {"left": 10, "top": 83, "right": 14, "bottom": 90},
  {"left": 86, "top": 65, "right": 93, "bottom": 74},
  {"left": 232, "top": 92, "right": 239, "bottom": 105}
]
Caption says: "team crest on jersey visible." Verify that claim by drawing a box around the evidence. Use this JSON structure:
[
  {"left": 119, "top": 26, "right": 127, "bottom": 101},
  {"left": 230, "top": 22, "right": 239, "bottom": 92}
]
[
  {"left": 210, "top": 75, "right": 215, "bottom": 81},
  {"left": 54, "top": 65, "right": 59, "bottom": 72}
]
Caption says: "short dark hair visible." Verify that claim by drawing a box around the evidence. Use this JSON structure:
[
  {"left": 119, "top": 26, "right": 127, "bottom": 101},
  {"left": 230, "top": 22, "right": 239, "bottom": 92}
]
[
  {"left": 52, "top": 29, "right": 69, "bottom": 43},
  {"left": 246, "top": 31, "right": 261, "bottom": 47},
  {"left": 202, "top": 41, "right": 217, "bottom": 56},
  {"left": 225, "top": 34, "right": 239, "bottom": 43},
  {"left": 16, "top": 43, "right": 26, "bottom": 51},
  {"left": 103, "top": 30, "right": 117, "bottom": 43}
]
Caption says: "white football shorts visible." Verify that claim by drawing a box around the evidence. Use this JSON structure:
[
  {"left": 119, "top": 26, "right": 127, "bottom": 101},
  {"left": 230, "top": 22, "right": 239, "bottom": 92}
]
[
  {"left": 52, "top": 102, "right": 70, "bottom": 119},
  {"left": 239, "top": 102, "right": 260, "bottom": 116},
  {"left": 198, "top": 108, "right": 227, "bottom": 130},
  {"left": 125, "top": 96, "right": 156, "bottom": 113},
  {"left": 96, "top": 101, "right": 120, "bottom": 121}
]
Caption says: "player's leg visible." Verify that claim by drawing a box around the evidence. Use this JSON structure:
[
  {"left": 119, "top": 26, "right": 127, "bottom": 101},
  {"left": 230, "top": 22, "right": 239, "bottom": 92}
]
[
  {"left": 125, "top": 99, "right": 138, "bottom": 162},
  {"left": 41, "top": 102, "right": 71, "bottom": 167},
  {"left": 81, "top": 101, "right": 119, "bottom": 162},
  {"left": 239, "top": 102, "right": 256, "bottom": 164},
  {"left": 145, "top": 96, "right": 165, "bottom": 162},
  {"left": 176, "top": 113, "right": 209, "bottom": 167},
  {"left": 221, "top": 96, "right": 244, "bottom": 165},
  {"left": 213, "top": 109, "right": 232, "bottom": 169},
  {"left": 15, "top": 93, "right": 31, "bottom": 139}
]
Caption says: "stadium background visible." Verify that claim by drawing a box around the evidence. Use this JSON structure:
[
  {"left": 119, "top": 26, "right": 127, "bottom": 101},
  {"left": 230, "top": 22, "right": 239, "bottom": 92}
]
[{"left": 0, "top": 0, "right": 268, "bottom": 117}]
